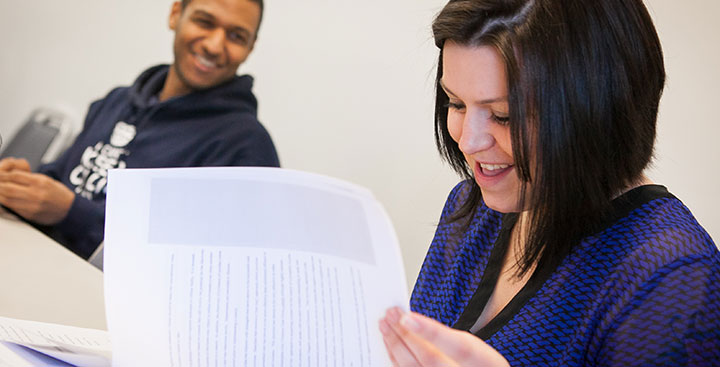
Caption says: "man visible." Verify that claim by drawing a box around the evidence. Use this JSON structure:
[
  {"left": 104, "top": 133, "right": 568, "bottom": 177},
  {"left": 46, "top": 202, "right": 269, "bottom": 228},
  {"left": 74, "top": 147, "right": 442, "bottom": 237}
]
[{"left": 0, "top": 0, "right": 278, "bottom": 259}]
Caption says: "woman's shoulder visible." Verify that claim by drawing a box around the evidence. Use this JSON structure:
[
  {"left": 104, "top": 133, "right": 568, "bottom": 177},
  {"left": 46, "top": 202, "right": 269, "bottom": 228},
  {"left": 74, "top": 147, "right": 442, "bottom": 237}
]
[
  {"left": 581, "top": 185, "right": 718, "bottom": 280},
  {"left": 616, "top": 187, "right": 712, "bottom": 250},
  {"left": 441, "top": 179, "right": 475, "bottom": 215}
]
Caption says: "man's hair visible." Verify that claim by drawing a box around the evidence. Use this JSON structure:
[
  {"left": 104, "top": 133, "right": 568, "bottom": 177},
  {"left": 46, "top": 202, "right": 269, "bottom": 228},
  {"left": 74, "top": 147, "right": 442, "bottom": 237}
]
[
  {"left": 432, "top": 0, "right": 665, "bottom": 276},
  {"left": 180, "top": 0, "right": 264, "bottom": 36}
]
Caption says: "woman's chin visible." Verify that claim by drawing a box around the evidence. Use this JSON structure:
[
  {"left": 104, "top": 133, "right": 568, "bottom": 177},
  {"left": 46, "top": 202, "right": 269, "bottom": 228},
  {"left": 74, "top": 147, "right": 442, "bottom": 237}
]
[{"left": 481, "top": 194, "right": 521, "bottom": 214}]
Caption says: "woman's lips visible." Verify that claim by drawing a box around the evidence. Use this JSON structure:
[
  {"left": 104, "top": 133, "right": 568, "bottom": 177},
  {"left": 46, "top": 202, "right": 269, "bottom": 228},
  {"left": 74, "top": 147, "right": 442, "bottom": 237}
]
[
  {"left": 479, "top": 163, "right": 512, "bottom": 177},
  {"left": 474, "top": 162, "right": 514, "bottom": 183}
]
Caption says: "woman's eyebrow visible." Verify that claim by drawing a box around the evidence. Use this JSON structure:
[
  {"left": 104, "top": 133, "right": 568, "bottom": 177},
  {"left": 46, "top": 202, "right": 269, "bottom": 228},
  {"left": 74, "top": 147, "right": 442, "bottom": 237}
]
[{"left": 439, "top": 79, "right": 508, "bottom": 105}]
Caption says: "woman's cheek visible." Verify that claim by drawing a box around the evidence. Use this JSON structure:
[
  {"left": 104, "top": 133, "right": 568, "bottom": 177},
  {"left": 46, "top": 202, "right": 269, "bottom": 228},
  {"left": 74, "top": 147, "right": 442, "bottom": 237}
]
[{"left": 447, "top": 113, "right": 463, "bottom": 143}]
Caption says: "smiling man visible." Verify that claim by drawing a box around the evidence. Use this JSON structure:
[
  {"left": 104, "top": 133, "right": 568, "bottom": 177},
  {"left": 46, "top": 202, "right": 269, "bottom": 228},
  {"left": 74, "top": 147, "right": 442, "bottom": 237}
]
[
  {"left": 162, "top": 0, "right": 261, "bottom": 100},
  {"left": 0, "top": 0, "right": 278, "bottom": 260}
]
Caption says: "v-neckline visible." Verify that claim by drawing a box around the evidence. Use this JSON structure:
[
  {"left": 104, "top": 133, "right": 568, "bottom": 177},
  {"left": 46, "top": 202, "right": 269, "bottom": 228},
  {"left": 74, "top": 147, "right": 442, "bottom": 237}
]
[
  {"left": 451, "top": 211, "right": 556, "bottom": 339},
  {"left": 451, "top": 184, "right": 674, "bottom": 339}
]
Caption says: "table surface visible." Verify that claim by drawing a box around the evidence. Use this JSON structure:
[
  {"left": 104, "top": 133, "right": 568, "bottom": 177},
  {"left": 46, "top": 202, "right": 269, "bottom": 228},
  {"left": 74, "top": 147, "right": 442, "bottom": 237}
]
[{"left": 0, "top": 208, "right": 106, "bottom": 330}]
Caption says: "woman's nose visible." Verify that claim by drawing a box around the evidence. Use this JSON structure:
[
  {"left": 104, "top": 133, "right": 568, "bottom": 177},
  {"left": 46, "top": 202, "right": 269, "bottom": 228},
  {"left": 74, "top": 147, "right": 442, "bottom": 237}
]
[{"left": 457, "top": 112, "right": 496, "bottom": 155}]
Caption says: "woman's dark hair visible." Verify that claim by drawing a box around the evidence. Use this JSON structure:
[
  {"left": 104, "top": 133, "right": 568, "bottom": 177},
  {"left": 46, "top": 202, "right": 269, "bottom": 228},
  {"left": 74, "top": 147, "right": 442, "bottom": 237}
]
[
  {"left": 180, "top": 0, "right": 264, "bottom": 36},
  {"left": 432, "top": 0, "right": 665, "bottom": 275}
]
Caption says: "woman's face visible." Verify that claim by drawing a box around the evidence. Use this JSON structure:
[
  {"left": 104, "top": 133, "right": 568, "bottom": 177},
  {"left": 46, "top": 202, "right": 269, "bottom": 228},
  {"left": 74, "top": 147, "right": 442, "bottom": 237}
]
[{"left": 442, "top": 42, "right": 524, "bottom": 213}]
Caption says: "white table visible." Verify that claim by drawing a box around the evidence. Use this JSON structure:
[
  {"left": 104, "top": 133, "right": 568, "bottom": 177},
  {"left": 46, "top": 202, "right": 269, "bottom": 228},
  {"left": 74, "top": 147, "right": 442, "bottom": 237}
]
[{"left": 0, "top": 208, "right": 106, "bottom": 330}]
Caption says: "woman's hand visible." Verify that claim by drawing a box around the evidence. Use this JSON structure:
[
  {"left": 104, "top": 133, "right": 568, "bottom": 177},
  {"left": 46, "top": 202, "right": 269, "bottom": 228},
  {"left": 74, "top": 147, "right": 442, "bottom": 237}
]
[{"left": 379, "top": 307, "right": 509, "bottom": 367}]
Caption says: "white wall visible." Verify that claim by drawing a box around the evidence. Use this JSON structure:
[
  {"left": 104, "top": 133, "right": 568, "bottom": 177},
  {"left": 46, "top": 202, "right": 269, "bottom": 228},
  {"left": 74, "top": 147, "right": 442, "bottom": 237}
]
[
  {"left": 0, "top": 1, "right": 718, "bottom": 289},
  {"left": 644, "top": 1, "right": 720, "bottom": 245}
]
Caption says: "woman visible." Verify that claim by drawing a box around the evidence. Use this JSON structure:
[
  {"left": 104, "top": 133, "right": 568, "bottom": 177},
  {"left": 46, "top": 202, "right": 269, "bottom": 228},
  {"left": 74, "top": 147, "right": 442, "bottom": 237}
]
[{"left": 379, "top": 0, "right": 720, "bottom": 365}]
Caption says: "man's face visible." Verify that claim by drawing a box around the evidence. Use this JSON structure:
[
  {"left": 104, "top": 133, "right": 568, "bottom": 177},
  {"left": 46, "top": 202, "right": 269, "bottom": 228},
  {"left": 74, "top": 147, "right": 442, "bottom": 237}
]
[{"left": 166, "top": 0, "right": 260, "bottom": 97}]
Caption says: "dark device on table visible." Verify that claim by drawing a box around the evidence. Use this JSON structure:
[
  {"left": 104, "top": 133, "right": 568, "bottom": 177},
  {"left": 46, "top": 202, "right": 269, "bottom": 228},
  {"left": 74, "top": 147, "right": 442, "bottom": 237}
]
[{"left": 0, "top": 108, "right": 74, "bottom": 171}]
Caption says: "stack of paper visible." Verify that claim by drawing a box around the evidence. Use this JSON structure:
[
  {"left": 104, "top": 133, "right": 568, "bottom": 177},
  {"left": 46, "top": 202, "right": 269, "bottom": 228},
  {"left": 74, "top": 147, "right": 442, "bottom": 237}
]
[{"left": 0, "top": 316, "right": 110, "bottom": 366}]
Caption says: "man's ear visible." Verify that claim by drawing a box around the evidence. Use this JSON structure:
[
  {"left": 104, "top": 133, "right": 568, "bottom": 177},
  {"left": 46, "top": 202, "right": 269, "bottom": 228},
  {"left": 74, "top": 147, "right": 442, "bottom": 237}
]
[{"left": 169, "top": 1, "right": 183, "bottom": 31}]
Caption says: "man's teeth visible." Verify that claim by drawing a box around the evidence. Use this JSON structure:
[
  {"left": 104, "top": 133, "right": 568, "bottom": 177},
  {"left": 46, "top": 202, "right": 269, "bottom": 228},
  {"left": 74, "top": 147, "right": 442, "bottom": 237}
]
[
  {"left": 197, "top": 56, "right": 217, "bottom": 68},
  {"left": 480, "top": 163, "right": 510, "bottom": 171}
]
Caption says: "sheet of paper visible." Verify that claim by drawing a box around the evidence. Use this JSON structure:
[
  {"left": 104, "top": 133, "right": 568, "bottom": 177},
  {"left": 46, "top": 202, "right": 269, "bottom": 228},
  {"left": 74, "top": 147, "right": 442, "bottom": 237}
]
[
  {"left": 0, "top": 342, "right": 72, "bottom": 367},
  {"left": 0, "top": 316, "right": 111, "bottom": 366},
  {"left": 104, "top": 167, "right": 409, "bottom": 367}
]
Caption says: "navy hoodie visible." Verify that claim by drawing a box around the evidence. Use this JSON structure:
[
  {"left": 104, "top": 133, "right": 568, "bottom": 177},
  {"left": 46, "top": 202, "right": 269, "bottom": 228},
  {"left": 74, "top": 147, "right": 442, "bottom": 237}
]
[{"left": 39, "top": 65, "right": 280, "bottom": 259}]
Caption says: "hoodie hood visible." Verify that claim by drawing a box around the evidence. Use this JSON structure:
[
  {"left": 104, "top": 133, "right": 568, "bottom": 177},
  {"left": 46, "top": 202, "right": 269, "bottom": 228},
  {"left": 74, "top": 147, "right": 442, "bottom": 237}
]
[{"left": 128, "top": 64, "right": 257, "bottom": 116}]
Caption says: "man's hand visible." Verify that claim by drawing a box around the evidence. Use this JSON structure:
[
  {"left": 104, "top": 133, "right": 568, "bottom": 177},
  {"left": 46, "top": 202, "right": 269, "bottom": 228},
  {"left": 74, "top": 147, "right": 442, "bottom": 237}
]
[
  {"left": 379, "top": 307, "right": 510, "bottom": 367},
  {"left": 0, "top": 158, "right": 75, "bottom": 225},
  {"left": 0, "top": 157, "right": 31, "bottom": 173}
]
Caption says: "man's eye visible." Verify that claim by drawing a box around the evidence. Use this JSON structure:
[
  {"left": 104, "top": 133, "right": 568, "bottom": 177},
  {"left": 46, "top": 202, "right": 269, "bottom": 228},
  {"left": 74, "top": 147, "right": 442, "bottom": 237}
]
[
  {"left": 194, "top": 18, "right": 213, "bottom": 28},
  {"left": 228, "top": 32, "right": 248, "bottom": 45}
]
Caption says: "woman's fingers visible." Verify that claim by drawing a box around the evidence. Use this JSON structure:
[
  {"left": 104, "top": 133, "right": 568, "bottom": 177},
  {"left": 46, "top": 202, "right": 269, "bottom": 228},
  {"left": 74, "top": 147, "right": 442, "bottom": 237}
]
[
  {"left": 399, "top": 311, "right": 509, "bottom": 367},
  {"left": 381, "top": 307, "right": 459, "bottom": 367},
  {"left": 380, "top": 308, "right": 422, "bottom": 366},
  {"left": 380, "top": 307, "right": 509, "bottom": 367}
]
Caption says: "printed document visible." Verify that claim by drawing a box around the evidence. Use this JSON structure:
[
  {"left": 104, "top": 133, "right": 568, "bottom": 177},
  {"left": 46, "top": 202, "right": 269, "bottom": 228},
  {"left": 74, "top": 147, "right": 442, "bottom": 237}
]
[{"left": 104, "top": 167, "right": 409, "bottom": 366}]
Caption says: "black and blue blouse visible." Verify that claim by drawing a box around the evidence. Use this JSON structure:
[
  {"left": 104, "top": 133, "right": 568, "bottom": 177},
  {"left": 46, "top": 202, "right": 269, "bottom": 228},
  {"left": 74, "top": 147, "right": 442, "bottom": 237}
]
[{"left": 411, "top": 181, "right": 720, "bottom": 366}]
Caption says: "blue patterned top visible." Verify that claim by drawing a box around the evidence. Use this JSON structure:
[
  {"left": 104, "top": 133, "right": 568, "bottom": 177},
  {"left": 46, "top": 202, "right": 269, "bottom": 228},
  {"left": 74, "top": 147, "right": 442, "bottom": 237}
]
[{"left": 410, "top": 181, "right": 720, "bottom": 366}]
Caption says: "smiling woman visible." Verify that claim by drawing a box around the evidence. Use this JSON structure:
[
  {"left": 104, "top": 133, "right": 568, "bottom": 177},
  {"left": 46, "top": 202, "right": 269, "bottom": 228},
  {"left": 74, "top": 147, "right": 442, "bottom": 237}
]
[
  {"left": 441, "top": 43, "right": 518, "bottom": 214},
  {"left": 379, "top": 0, "right": 720, "bottom": 366}
]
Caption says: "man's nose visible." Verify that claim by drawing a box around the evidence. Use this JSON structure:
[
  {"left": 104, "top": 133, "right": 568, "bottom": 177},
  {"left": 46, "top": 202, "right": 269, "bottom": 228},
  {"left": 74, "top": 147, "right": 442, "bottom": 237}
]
[{"left": 202, "top": 28, "right": 225, "bottom": 56}]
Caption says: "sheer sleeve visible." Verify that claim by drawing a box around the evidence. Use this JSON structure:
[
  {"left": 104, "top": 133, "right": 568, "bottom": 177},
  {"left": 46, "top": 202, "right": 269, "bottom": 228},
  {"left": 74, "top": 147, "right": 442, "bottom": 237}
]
[{"left": 595, "top": 253, "right": 720, "bottom": 366}]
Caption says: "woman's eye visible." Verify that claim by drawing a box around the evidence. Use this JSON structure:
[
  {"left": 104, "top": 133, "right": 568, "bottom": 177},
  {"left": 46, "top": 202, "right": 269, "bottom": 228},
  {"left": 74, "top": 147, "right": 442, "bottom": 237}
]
[
  {"left": 445, "top": 101, "right": 465, "bottom": 111},
  {"left": 492, "top": 114, "right": 510, "bottom": 126}
]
